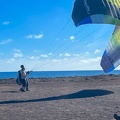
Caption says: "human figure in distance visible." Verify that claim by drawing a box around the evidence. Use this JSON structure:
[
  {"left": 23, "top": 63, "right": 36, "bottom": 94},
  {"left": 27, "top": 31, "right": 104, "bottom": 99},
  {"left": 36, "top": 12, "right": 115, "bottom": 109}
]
[{"left": 19, "top": 65, "right": 30, "bottom": 92}]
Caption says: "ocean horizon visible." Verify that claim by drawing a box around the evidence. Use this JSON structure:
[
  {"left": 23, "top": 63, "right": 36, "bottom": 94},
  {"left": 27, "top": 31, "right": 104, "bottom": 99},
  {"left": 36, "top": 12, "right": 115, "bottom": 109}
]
[{"left": 0, "top": 70, "right": 120, "bottom": 79}]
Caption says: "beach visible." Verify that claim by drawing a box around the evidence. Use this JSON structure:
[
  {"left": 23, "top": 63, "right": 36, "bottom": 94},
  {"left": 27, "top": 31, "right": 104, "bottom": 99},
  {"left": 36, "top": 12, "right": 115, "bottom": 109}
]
[{"left": 0, "top": 75, "right": 120, "bottom": 120}]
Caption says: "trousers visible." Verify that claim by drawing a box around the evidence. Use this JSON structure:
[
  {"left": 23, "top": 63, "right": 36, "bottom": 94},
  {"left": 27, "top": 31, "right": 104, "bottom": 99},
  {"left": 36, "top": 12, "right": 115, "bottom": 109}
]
[{"left": 20, "top": 78, "right": 29, "bottom": 90}]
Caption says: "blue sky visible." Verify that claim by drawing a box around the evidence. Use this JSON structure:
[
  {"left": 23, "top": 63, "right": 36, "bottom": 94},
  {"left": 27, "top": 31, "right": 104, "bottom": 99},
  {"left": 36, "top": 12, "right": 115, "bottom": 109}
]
[{"left": 0, "top": 0, "right": 117, "bottom": 72}]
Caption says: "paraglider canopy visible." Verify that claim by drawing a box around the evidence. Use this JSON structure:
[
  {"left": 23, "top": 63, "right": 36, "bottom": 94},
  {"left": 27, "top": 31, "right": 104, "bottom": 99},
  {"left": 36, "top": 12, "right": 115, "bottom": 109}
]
[
  {"left": 72, "top": 0, "right": 120, "bottom": 73},
  {"left": 72, "top": 0, "right": 120, "bottom": 27}
]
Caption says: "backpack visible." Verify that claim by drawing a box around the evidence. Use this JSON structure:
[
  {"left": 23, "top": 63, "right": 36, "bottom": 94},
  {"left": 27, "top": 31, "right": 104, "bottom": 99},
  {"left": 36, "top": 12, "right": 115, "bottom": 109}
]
[{"left": 16, "top": 70, "right": 22, "bottom": 85}]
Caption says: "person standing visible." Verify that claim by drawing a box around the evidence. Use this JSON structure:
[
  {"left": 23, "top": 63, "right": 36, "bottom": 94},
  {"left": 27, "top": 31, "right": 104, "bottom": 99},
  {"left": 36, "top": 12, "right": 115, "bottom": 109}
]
[{"left": 19, "top": 65, "right": 30, "bottom": 92}]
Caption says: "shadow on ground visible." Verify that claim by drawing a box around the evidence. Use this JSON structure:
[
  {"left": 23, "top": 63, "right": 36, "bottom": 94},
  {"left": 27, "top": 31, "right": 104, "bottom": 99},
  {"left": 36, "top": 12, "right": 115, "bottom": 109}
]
[
  {"left": 1, "top": 91, "right": 19, "bottom": 93},
  {"left": 0, "top": 89, "right": 113, "bottom": 104}
]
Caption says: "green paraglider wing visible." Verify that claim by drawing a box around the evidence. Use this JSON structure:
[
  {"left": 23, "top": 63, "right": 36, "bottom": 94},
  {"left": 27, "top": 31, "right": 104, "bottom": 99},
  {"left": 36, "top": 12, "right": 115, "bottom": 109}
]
[
  {"left": 72, "top": 0, "right": 120, "bottom": 73},
  {"left": 72, "top": 0, "right": 120, "bottom": 26},
  {"left": 101, "top": 26, "right": 120, "bottom": 73}
]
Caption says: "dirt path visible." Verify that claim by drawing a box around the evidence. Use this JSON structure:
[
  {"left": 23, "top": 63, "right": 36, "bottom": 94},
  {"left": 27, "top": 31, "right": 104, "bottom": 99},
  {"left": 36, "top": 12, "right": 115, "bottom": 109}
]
[{"left": 0, "top": 75, "right": 120, "bottom": 120}]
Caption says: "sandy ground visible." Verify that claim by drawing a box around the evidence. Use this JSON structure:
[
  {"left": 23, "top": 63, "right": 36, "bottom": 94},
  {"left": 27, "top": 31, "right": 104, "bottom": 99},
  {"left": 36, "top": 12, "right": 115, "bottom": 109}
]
[{"left": 0, "top": 75, "right": 120, "bottom": 120}]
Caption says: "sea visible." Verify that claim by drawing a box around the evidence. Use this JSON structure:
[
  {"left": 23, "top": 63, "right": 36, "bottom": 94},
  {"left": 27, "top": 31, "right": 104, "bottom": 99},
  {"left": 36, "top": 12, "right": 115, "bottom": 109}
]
[{"left": 0, "top": 70, "right": 120, "bottom": 79}]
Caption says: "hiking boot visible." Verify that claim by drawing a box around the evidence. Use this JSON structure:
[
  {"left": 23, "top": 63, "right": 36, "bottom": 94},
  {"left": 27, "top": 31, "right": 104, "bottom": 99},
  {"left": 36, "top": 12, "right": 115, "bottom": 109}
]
[
  {"left": 20, "top": 88, "right": 25, "bottom": 92},
  {"left": 26, "top": 89, "right": 30, "bottom": 91}
]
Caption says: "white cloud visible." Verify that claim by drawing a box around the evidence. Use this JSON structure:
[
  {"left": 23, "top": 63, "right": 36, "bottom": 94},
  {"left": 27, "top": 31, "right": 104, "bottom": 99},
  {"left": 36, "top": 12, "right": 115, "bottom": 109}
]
[
  {"left": 59, "top": 53, "right": 62, "bottom": 57},
  {"left": 82, "top": 60, "right": 89, "bottom": 63},
  {"left": 30, "top": 56, "right": 34, "bottom": 59},
  {"left": 12, "top": 49, "right": 23, "bottom": 58},
  {"left": 48, "top": 53, "right": 52, "bottom": 56},
  {"left": 38, "top": 53, "right": 53, "bottom": 58},
  {"left": 13, "top": 49, "right": 21, "bottom": 53},
  {"left": 85, "top": 52, "right": 89, "bottom": 55},
  {"left": 64, "top": 53, "right": 71, "bottom": 57},
  {"left": 14, "top": 53, "right": 23, "bottom": 58},
  {"left": 26, "top": 34, "right": 43, "bottom": 39},
  {"left": 26, "top": 35, "right": 33, "bottom": 39},
  {"left": 29, "top": 56, "right": 39, "bottom": 60},
  {"left": 59, "top": 53, "right": 71, "bottom": 57},
  {"left": 0, "top": 56, "right": 103, "bottom": 71},
  {"left": 91, "top": 57, "right": 101, "bottom": 62},
  {"left": 2, "top": 21, "right": 10, "bottom": 25},
  {"left": 82, "top": 57, "right": 101, "bottom": 63},
  {"left": 33, "top": 34, "right": 43, "bottom": 39},
  {"left": 0, "top": 39, "right": 12, "bottom": 45},
  {"left": 52, "top": 59, "right": 61, "bottom": 62},
  {"left": 6, "top": 58, "right": 15, "bottom": 63},
  {"left": 70, "top": 36, "right": 75, "bottom": 40},
  {"left": 94, "top": 49, "right": 101, "bottom": 54},
  {"left": 40, "top": 54, "right": 48, "bottom": 58}
]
